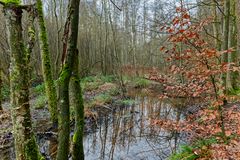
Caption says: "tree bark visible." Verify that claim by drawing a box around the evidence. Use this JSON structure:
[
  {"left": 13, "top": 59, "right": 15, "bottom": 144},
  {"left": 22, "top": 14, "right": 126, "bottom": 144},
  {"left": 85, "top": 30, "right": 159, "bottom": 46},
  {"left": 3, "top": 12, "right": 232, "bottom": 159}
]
[
  {"left": 36, "top": 0, "right": 58, "bottom": 124},
  {"left": 222, "top": 0, "right": 230, "bottom": 91},
  {"left": 228, "top": 0, "right": 239, "bottom": 90},
  {"left": 57, "top": 0, "right": 81, "bottom": 159},
  {"left": 237, "top": 0, "right": 240, "bottom": 54},
  {"left": 0, "top": 68, "right": 2, "bottom": 111},
  {"left": 70, "top": 50, "right": 84, "bottom": 160},
  {"left": 4, "top": 4, "right": 42, "bottom": 160},
  {"left": 212, "top": 0, "right": 221, "bottom": 51},
  {"left": 235, "top": 0, "right": 240, "bottom": 89}
]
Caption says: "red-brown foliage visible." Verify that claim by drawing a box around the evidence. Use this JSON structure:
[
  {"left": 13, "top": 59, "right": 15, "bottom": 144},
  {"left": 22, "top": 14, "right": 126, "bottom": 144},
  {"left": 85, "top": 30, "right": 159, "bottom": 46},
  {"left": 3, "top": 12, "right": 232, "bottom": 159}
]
[{"left": 151, "top": 7, "right": 240, "bottom": 159}]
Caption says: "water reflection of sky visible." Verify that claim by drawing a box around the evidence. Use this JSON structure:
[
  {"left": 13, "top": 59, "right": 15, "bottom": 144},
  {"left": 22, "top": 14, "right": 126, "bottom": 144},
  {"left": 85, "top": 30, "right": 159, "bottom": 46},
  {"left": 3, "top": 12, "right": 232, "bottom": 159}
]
[
  {"left": 1, "top": 96, "right": 188, "bottom": 160},
  {"left": 84, "top": 96, "right": 187, "bottom": 160}
]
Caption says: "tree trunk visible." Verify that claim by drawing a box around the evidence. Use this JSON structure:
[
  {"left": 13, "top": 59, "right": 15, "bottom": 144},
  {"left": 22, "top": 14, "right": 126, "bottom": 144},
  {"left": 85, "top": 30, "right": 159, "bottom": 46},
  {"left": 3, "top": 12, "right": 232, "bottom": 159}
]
[
  {"left": 237, "top": 0, "right": 240, "bottom": 53},
  {"left": 212, "top": 0, "right": 221, "bottom": 51},
  {"left": 236, "top": 0, "right": 240, "bottom": 89},
  {"left": 57, "top": 0, "right": 81, "bottom": 159},
  {"left": 222, "top": 0, "right": 230, "bottom": 91},
  {"left": 4, "top": 5, "right": 42, "bottom": 160},
  {"left": 228, "top": 0, "right": 239, "bottom": 90},
  {"left": 36, "top": 0, "right": 58, "bottom": 124},
  {"left": 70, "top": 50, "right": 84, "bottom": 160},
  {"left": 0, "top": 68, "right": 2, "bottom": 111}
]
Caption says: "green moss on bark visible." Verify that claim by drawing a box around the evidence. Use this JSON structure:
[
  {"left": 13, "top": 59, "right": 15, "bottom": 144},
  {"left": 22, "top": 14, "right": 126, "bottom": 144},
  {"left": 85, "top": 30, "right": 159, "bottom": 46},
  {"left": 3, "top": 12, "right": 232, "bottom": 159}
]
[
  {"left": 24, "top": 135, "right": 44, "bottom": 160},
  {"left": 57, "top": 64, "right": 71, "bottom": 160},
  {"left": 4, "top": 4, "right": 43, "bottom": 160},
  {"left": 70, "top": 51, "right": 84, "bottom": 160},
  {"left": 0, "top": 69, "right": 2, "bottom": 110},
  {"left": 57, "top": 0, "right": 82, "bottom": 159},
  {"left": 36, "top": 0, "right": 58, "bottom": 124},
  {"left": 2, "top": 0, "right": 20, "bottom": 4}
]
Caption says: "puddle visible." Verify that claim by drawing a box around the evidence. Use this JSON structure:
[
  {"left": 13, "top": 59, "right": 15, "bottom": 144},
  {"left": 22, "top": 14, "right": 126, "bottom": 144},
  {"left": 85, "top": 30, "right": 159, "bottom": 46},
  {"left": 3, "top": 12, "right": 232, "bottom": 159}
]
[
  {"left": 1, "top": 95, "right": 188, "bottom": 160},
  {"left": 83, "top": 96, "right": 186, "bottom": 160}
]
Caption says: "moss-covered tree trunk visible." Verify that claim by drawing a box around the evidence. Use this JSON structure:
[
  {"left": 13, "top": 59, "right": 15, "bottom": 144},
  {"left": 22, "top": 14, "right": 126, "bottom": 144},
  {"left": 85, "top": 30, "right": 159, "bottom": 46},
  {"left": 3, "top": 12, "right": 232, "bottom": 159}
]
[
  {"left": 0, "top": 68, "right": 2, "bottom": 111},
  {"left": 36, "top": 0, "right": 58, "bottom": 124},
  {"left": 57, "top": 0, "right": 81, "bottom": 159},
  {"left": 70, "top": 50, "right": 84, "bottom": 160},
  {"left": 3, "top": 4, "right": 42, "bottom": 160}
]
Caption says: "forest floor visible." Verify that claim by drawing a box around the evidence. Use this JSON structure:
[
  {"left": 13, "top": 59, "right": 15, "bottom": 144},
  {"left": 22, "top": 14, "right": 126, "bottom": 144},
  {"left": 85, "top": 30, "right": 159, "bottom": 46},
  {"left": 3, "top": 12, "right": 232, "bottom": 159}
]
[{"left": 1, "top": 75, "right": 240, "bottom": 159}]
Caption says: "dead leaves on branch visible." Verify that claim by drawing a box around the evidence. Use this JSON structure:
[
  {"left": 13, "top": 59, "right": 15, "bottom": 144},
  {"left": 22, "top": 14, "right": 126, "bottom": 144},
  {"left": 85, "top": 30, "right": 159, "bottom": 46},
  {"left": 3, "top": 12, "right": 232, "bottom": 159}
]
[
  {"left": 152, "top": 7, "right": 240, "bottom": 159},
  {"left": 152, "top": 104, "right": 240, "bottom": 159},
  {"left": 149, "top": 5, "right": 240, "bottom": 100}
]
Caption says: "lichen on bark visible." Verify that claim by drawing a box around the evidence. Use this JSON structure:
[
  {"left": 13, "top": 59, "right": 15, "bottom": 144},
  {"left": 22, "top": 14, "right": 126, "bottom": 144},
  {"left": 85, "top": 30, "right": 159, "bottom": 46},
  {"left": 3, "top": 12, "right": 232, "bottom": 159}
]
[{"left": 3, "top": 4, "right": 43, "bottom": 160}]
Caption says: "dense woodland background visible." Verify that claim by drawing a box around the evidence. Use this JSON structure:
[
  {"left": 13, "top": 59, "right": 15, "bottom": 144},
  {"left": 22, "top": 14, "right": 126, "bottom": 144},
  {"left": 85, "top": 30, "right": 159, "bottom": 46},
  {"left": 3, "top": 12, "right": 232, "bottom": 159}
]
[
  {"left": 0, "top": 0, "right": 201, "bottom": 80},
  {"left": 1, "top": 0, "right": 240, "bottom": 159},
  {"left": 0, "top": 0, "right": 239, "bottom": 87}
]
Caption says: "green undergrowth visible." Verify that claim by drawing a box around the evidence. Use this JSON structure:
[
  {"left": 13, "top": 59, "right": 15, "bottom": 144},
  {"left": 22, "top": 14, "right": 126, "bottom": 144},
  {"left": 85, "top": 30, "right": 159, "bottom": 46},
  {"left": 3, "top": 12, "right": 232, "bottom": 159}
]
[
  {"left": 117, "top": 98, "right": 135, "bottom": 106},
  {"left": 108, "top": 86, "right": 120, "bottom": 96},
  {"left": 169, "top": 137, "right": 218, "bottom": 160},
  {"left": 92, "top": 93, "right": 112, "bottom": 106},
  {"left": 32, "top": 83, "right": 47, "bottom": 109},
  {"left": 81, "top": 75, "right": 116, "bottom": 91},
  {"left": 228, "top": 88, "right": 240, "bottom": 95},
  {"left": 169, "top": 145, "right": 198, "bottom": 160},
  {"left": 84, "top": 93, "right": 113, "bottom": 109},
  {"left": 133, "top": 77, "right": 150, "bottom": 88},
  {"left": 33, "top": 83, "right": 45, "bottom": 95},
  {"left": 81, "top": 75, "right": 152, "bottom": 92},
  {"left": 34, "top": 94, "right": 47, "bottom": 109}
]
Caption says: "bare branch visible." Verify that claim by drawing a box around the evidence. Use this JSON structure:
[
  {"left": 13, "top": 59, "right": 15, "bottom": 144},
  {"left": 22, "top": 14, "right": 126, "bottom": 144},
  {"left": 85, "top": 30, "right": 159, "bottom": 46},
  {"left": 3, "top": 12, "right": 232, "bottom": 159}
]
[{"left": 109, "top": 0, "right": 122, "bottom": 11}]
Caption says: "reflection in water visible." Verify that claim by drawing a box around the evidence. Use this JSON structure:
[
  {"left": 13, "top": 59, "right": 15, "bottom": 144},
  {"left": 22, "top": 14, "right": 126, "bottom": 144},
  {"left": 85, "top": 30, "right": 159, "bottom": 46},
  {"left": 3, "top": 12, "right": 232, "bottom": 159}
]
[
  {"left": 84, "top": 96, "right": 186, "bottom": 160},
  {"left": 1, "top": 96, "right": 186, "bottom": 160}
]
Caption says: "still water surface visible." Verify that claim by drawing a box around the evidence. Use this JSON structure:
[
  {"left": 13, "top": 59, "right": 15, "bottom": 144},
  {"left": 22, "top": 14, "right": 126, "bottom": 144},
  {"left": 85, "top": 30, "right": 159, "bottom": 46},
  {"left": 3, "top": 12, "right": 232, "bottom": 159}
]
[{"left": 1, "top": 95, "right": 187, "bottom": 160}]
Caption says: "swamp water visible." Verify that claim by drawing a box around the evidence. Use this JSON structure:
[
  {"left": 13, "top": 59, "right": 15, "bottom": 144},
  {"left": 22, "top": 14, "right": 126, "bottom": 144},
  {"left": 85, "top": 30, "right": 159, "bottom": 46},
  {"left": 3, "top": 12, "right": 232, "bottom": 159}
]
[{"left": 1, "top": 95, "right": 188, "bottom": 160}]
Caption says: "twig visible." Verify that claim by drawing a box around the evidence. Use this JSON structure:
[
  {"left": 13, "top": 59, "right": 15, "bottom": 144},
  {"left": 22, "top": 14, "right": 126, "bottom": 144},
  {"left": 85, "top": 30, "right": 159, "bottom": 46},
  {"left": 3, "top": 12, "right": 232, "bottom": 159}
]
[
  {"left": 212, "top": 0, "right": 224, "bottom": 16},
  {"left": 109, "top": 0, "right": 122, "bottom": 11}
]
